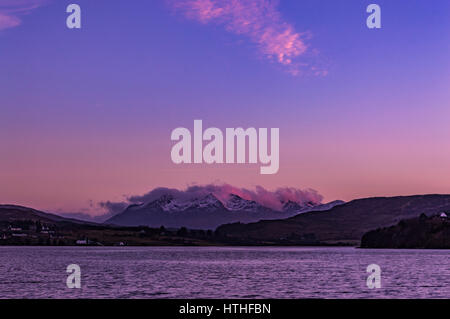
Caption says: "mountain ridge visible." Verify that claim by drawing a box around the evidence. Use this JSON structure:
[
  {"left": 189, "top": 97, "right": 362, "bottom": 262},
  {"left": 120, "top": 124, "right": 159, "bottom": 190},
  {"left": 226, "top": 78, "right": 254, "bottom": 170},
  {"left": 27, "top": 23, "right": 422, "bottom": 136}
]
[
  {"left": 215, "top": 194, "right": 450, "bottom": 244},
  {"left": 105, "top": 193, "right": 341, "bottom": 229},
  {"left": 360, "top": 212, "right": 449, "bottom": 248},
  {"left": 2, "top": 194, "right": 450, "bottom": 246},
  {"left": 0, "top": 204, "right": 90, "bottom": 225}
]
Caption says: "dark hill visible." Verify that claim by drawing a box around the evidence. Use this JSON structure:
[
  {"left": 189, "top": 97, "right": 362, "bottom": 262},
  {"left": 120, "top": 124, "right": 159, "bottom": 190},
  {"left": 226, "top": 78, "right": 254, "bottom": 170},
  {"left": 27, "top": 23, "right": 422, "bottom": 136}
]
[
  {"left": 215, "top": 195, "right": 450, "bottom": 245},
  {"left": 105, "top": 194, "right": 342, "bottom": 230},
  {"left": 361, "top": 214, "right": 449, "bottom": 249},
  {"left": 0, "top": 205, "right": 88, "bottom": 225}
]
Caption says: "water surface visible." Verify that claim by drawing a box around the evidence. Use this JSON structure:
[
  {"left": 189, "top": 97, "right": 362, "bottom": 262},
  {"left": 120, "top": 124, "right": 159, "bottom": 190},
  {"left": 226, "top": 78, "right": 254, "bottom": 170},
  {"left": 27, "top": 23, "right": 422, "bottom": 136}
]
[{"left": 0, "top": 246, "right": 448, "bottom": 298}]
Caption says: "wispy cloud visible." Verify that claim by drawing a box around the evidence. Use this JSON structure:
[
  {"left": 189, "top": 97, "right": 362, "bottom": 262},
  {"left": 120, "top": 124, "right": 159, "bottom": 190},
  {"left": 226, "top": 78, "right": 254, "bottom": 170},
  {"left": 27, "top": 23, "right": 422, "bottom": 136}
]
[
  {"left": 0, "top": 0, "right": 49, "bottom": 31},
  {"left": 168, "top": 0, "right": 324, "bottom": 75}
]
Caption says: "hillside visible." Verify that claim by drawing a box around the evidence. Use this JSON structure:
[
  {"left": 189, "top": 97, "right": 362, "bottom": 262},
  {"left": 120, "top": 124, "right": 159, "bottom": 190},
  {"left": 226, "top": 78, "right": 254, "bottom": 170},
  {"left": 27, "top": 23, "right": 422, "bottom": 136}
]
[
  {"left": 0, "top": 205, "right": 87, "bottom": 225},
  {"left": 361, "top": 214, "right": 449, "bottom": 248},
  {"left": 105, "top": 193, "right": 343, "bottom": 229},
  {"left": 0, "top": 205, "right": 218, "bottom": 246},
  {"left": 215, "top": 195, "right": 450, "bottom": 245},
  {"left": 3, "top": 195, "right": 450, "bottom": 247}
]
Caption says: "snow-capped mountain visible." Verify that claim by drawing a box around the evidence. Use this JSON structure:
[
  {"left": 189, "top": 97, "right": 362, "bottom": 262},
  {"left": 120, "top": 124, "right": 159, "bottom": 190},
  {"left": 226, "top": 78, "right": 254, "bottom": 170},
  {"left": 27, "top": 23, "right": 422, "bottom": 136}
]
[
  {"left": 105, "top": 193, "right": 344, "bottom": 230},
  {"left": 185, "top": 193, "right": 225, "bottom": 210},
  {"left": 282, "top": 200, "right": 345, "bottom": 214},
  {"left": 311, "top": 200, "right": 345, "bottom": 212},
  {"left": 282, "top": 200, "right": 306, "bottom": 213},
  {"left": 142, "top": 193, "right": 225, "bottom": 212},
  {"left": 225, "top": 194, "right": 268, "bottom": 212}
]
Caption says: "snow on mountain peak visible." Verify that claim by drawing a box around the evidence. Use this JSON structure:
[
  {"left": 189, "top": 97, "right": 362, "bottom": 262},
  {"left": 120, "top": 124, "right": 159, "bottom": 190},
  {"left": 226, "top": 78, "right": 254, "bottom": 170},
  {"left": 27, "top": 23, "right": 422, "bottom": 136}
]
[
  {"left": 139, "top": 192, "right": 336, "bottom": 215},
  {"left": 187, "top": 193, "right": 224, "bottom": 209},
  {"left": 225, "top": 194, "right": 262, "bottom": 212},
  {"left": 144, "top": 193, "right": 224, "bottom": 212}
]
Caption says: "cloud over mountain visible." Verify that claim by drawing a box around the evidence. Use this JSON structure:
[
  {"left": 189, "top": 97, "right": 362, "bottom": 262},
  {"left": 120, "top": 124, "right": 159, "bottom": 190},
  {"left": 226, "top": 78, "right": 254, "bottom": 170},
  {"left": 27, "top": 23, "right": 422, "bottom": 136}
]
[{"left": 100, "top": 183, "right": 323, "bottom": 215}]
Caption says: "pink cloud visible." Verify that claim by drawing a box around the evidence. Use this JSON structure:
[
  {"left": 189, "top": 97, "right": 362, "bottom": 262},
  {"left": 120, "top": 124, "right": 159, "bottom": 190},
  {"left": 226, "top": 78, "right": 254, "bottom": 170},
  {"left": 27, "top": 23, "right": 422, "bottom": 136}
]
[
  {"left": 181, "top": 184, "right": 323, "bottom": 210},
  {"left": 168, "top": 0, "right": 320, "bottom": 75},
  {"left": 0, "top": 0, "right": 49, "bottom": 31},
  {"left": 0, "top": 12, "right": 20, "bottom": 30},
  {"left": 101, "top": 183, "right": 323, "bottom": 213}
]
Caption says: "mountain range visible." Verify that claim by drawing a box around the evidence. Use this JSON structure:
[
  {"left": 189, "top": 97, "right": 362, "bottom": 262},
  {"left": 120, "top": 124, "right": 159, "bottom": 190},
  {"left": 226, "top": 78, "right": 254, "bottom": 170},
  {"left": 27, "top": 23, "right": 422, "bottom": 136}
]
[
  {"left": 104, "top": 193, "right": 344, "bottom": 229},
  {"left": 0, "top": 205, "right": 90, "bottom": 225},
  {"left": 361, "top": 213, "right": 449, "bottom": 249},
  {"left": 215, "top": 194, "right": 450, "bottom": 245},
  {"left": 1, "top": 194, "right": 450, "bottom": 247}
]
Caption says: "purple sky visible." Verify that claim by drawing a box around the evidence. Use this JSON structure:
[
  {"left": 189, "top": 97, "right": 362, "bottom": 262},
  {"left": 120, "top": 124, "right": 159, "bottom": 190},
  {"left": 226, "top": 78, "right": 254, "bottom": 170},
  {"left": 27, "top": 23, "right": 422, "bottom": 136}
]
[{"left": 0, "top": 0, "right": 449, "bottom": 216}]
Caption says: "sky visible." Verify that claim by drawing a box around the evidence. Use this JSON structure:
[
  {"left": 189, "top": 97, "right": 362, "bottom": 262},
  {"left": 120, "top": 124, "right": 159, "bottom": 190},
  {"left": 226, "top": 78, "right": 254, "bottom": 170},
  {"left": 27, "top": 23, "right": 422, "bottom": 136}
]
[{"left": 0, "top": 0, "right": 449, "bottom": 216}]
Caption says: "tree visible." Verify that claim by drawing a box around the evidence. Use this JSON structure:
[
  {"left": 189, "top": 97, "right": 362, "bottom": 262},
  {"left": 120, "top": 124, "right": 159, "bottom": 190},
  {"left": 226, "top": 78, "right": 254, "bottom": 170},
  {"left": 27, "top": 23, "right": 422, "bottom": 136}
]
[{"left": 177, "top": 227, "right": 188, "bottom": 237}]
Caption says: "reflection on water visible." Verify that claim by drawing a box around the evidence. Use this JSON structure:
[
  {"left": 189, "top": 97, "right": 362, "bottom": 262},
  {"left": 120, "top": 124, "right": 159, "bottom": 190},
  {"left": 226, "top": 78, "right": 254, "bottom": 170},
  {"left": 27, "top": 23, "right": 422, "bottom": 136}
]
[{"left": 0, "top": 246, "right": 448, "bottom": 298}]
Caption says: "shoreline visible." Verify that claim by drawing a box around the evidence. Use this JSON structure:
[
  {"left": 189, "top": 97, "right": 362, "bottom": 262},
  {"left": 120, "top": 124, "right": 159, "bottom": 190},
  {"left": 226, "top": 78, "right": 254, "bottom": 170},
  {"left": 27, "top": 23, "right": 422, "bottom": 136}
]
[{"left": 0, "top": 244, "right": 448, "bottom": 249}]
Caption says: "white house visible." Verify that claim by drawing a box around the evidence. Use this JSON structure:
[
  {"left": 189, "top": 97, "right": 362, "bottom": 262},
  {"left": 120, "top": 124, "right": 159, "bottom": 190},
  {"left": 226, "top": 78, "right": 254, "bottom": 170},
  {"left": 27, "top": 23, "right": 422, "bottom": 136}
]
[{"left": 440, "top": 212, "right": 447, "bottom": 219}]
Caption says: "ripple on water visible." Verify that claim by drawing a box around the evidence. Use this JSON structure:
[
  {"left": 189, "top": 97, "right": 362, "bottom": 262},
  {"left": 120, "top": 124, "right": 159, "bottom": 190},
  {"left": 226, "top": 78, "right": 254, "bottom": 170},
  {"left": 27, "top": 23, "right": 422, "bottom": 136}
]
[{"left": 0, "top": 246, "right": 448, "bottom": 299}]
